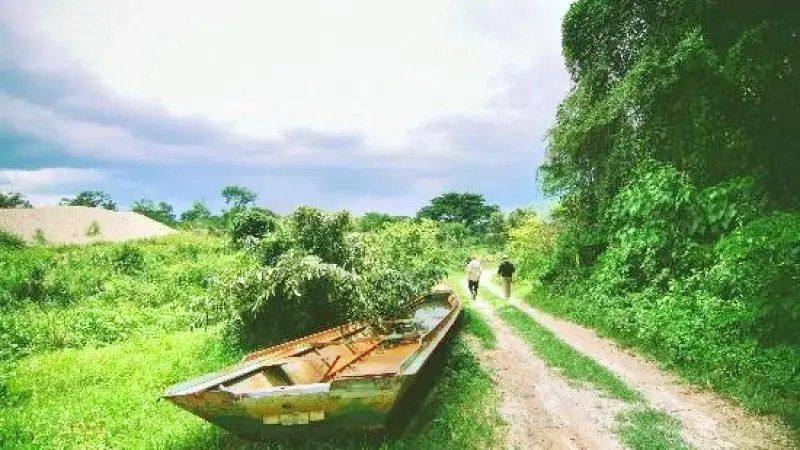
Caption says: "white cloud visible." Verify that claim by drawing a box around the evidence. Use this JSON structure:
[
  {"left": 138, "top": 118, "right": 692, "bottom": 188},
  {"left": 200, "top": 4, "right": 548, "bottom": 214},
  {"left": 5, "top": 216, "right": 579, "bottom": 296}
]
[
  {"left": 4, "top": 0, "right": 572, "bottom": 149},
  {"left": 0, "top": 167, "right": 106, "bottom": 191},
  {"left": 0, "top": 167, "right": 107, "bottom": 206}
]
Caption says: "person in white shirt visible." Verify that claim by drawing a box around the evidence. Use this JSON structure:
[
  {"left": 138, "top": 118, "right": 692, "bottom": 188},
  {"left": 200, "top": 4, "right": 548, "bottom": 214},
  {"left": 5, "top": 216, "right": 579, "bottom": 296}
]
[{"left": 466, "top": 257, "right": 482, "bottom": 300}]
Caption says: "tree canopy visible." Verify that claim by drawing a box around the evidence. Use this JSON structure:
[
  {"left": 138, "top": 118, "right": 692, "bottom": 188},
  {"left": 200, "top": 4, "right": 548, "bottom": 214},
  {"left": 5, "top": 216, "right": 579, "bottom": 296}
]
[
  {"left": 543, "top": 0, "right": 800, "bottom": 228},
  {"left": 60, "top": 191, "right": 117, "bottom": 211},
  {"left": 179, "top": 200, "right": 212, "bottom": 223},
  {"left": 417, "top": 192, "right": 500, "bottom": 232},
  {"left": 221, "top": 185, "right": 257, "bottom": 209},
  {"left": 130, "top": 199, "right": 176, "bottom": 225},
  {"left": 0, "top": 192, "right": 32, "bottom": 209}
]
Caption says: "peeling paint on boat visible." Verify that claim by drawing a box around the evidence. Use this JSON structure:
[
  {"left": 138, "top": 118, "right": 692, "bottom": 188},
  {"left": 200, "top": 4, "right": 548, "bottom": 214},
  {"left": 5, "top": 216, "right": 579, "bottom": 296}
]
[{"left": 162, "top": 284, "right": 461, "bottom": 439}]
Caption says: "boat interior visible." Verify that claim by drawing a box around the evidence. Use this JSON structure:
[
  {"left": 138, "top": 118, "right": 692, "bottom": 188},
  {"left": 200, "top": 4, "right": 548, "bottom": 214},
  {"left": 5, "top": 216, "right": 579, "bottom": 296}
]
[
  {"left": 214, "top": 297, "right": 455, "bottom": 395},
  {"left": 162, "top": 290, "right": 457, "bottom": 398}
]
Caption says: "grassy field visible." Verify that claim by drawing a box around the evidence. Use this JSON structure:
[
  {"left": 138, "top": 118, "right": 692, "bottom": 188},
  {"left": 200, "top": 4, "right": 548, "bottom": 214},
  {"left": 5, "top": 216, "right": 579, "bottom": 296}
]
[{"left": 0, "top": 233, "right": 506, "bottom": 449}]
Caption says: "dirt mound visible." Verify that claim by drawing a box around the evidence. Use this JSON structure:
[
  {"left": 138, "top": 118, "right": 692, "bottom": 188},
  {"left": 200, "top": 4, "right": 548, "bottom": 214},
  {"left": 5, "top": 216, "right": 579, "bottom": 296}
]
[{"left": 0, "top": 206, "right": 175, "bottom": 244}]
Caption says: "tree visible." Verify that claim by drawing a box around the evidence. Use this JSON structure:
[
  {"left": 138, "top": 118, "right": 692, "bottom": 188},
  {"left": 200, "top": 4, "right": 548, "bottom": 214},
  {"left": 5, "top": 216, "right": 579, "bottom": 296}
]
[
  {"left": 507, "top": 207, "right": 538, "bottom": 229},
  {"left": 230, "top": 208, "right": 277, "bottom": 245},
  {"left": 180, "top": 200, "right": 212, "bottom": 223},
  {"left": 543, "top": 0, "right": 800, "bottom": 226},
  {"left": 60, "top": 191, "right": 117, "bottom": 210},
  {"left": 0, "top": 192, "right": 32, "bottom": 209},
  {"left": 485, "top": 211, "right": 508, "bottom": 246},
  {"left": 221, "top": 185, "right": 257, "bottom": 209},
  {"left": 130, "top": 199, "right": 176, "bottom": 225},
  {"left": 356, "top": 212, "right": 403, "bottom": 232},
  {"left": 417, "top": 192, "right": 500, "bottom": 232}
]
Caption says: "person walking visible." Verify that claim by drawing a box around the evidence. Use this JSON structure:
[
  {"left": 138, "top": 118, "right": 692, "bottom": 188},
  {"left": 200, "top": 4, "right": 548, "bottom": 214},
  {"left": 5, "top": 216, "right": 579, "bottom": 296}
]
[
  {"left": 498, "top": 255, "right": 516, "bottom": 299},
  {"left": 466, "top": 256, "right": 482, "bottom": 300}
]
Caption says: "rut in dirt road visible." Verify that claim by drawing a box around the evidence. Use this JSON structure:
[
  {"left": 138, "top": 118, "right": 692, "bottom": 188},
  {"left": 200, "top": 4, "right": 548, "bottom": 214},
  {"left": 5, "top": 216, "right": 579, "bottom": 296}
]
[
  {"left": 481, "top": 272, "right": 796, "bottom": 450},
  {"left": 463, "top": 280, "right": 627, "bottom": 450}
]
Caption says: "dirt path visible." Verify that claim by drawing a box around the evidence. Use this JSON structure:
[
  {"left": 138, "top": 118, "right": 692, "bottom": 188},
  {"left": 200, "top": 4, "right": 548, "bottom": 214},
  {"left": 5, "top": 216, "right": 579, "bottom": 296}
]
[
  {"left": 463, "top": 280, "right": 627, "bottom": 449},
  {"left": 481, "top": 272, "right": 796, "bottom": 450}
]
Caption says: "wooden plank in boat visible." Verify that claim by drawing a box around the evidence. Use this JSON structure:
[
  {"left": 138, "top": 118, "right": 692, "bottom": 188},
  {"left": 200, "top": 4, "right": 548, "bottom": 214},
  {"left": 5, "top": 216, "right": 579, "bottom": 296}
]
[{"left": 340, "top": 342, "right": 420, "bottom": 378}]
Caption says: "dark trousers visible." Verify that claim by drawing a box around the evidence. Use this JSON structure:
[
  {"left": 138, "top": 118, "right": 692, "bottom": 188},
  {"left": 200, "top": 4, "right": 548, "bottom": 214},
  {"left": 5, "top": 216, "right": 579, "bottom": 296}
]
[{"left": 468, "top": 280, "right": 479, "bottom": 297}]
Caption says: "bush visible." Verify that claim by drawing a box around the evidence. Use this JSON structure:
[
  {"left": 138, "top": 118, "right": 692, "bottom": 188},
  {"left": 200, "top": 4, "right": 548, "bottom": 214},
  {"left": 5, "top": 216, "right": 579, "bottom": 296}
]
[
  {"left": 33, "top": 229, "right": 46, "bottom": 245},
  {"left": 704, "top": 213, "right": 800, "bottom": 346},
  {"left": 85, "top": 221, "right": 101, "bottom": 237},
  {"left": 0, "top": 230, "right": 25, "bottom": 250},
  {"left": 510, "top": 165, "right": 800, "bottom": 427},
  {"left": 113, "top": 244, "right": 145, "bottom": 274},
  {"left": 230, "top": 208, "right": 277, "bottom": 245},
  {"left": 508, "top": 215, "right": 559, "bottom": 283},
  {"left": 217, "top": 208, "right": 445, "bottom": 348}
]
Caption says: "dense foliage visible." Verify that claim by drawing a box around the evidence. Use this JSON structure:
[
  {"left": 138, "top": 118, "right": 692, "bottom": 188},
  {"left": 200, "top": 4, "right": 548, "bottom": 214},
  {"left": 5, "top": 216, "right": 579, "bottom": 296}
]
[
  {"left": 130, "top": 198, "right": 177, "bottom": 225},
  {"left": 229, "top": 207, "right": 277, "bottom": 245},
  {"left": 59, "top": 190, "right": 117, "bottom": 210},
  {"left": 417, "top": 192, "right": 500, "bottom": 234},
  {"left": 0, "top": 192, "right": 32, "bottom": 209},
  {"left": 511, "top": 0, "right": 800, "bottom": 429},
  {"left": 214, "top": 208, "right": 448, "bottom": 348},
  {"left": 0, "top": 234, "right": 252, "bottom": 362},
  {"left": 0, "top": 227, "right": 501, "bottom": 449}
]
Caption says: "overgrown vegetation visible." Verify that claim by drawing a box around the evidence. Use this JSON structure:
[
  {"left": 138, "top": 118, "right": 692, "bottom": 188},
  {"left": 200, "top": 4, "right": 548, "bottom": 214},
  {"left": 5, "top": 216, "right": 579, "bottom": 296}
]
[
  {"left": 507, "top": 0, "right": 800, "bottom": 432},
  {"left": 0, "top": 327, "right": 503, "bottom": 450},
  {"left": 215, "top": 209, "right": 448, "bottom": 348},
  {"left": 0, "top": 202, "right": 500, "bottom": 448}
]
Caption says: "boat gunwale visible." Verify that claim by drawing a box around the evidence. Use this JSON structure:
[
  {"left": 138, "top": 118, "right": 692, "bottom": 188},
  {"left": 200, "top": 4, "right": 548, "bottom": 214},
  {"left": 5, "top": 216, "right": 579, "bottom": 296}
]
[{"left": 163, "top": 286, "right": 461, "bottom": 399}]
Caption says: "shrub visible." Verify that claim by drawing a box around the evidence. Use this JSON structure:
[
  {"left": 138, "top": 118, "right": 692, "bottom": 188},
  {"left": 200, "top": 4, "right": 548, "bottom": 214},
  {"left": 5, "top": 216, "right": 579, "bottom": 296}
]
[
  {"left": 219, "top": 208, "right": 445, "bottom": 348},
  {"left": 86, "top": 221, "right": 101, "bottom": 237},
  {"left": 508, "top": 215, "right": 559, "bottom": 283},
  {"left": 704, "top": 212, "right": 800, "bottom": 346},
  {"left": 113, "top": 244, "right": 145, "bottom": 274},
  {"left": 33, "top": 229, "right": 46, "bottom": 245},
  {"left": 230, "top": 208, "right": 277, "bottom": 246},
  {"left": 0, "top": 230, "right": 25, "bottom": 250}
]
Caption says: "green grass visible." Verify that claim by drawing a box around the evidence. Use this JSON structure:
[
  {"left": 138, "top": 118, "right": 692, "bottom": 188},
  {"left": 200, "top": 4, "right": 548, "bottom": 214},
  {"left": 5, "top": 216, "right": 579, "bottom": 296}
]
[
  {"left": 462, "top": 308, "right": 497, "bottom": 350},
  {"left": 493, "top": 302, "right": 642, "bottom": 402},
  {"left": 444, "top": 272, "right": 496, "bottom": 350},
  {"left": 618, "top": 408, "right": 690, "bottom": 450},
  {"left": 481, "top": 286, "right": 695, "bottom": 449},
  {"left": 0, "top": 235, "right": 506, "bottom": 449},
  {"left": 0, "top": 329, "right": 503, "bottom": 450},
  {"left": 484, "top": 292, "right": 697, "bottom": 449}
]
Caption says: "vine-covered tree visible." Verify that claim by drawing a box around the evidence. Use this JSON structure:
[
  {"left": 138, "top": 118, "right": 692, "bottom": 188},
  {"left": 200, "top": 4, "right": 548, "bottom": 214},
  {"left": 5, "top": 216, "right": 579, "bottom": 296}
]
[{"left": 543, "top": 0, "right": 800, "bottom": 229}]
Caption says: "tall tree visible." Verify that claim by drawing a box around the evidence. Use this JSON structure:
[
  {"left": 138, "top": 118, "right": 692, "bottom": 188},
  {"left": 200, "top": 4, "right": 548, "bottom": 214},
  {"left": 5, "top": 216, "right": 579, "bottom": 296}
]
[
  {"left": 130, "top": 199, "right": 176, "bottom": 225},
  {"left": 221, "top": 185, "right": 257, "bottom": 209},
  {"left": 0, "top": 192, "right": 33, "bottom": 209},
  {"left": 60, "top": 191, "right": 117, "bottom": 210},
  {"left": 417, "top": 192, "right": 500, "bottom": 232},
  {"left": 180, "top": 200, "right": 212, "bottom": 223},
  {"left": 542, "top": 0, "right": 800, "bottom": 229}
]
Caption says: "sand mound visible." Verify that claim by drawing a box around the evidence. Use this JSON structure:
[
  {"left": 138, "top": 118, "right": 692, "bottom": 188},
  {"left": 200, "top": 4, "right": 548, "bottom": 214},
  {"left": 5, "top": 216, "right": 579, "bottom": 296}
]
[{"left": 0, "top": 206, "right": 175, "bottom": 245}]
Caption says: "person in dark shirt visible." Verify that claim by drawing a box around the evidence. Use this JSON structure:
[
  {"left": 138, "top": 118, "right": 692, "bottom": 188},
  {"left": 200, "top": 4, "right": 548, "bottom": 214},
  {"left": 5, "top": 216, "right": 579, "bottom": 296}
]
[{"left": 497, "top": 256, "right": 516, "bottom": 299}]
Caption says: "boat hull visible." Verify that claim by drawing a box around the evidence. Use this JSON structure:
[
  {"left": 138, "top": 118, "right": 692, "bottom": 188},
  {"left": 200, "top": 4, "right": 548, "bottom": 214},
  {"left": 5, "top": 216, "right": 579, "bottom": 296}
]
[{"left": 163, "top": 287, "right": 461, "bottom": 439}]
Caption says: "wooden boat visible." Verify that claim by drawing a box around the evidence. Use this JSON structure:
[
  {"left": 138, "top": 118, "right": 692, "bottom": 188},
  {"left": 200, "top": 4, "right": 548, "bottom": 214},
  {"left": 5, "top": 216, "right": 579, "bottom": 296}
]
[{"left": 162, "top": 284, "right": 462, "bottom": 439}]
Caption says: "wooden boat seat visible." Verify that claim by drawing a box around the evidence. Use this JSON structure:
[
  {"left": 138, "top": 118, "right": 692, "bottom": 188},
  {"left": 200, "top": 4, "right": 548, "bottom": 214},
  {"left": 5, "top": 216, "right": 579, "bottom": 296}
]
[{"left": 338, "top": 342, "right": 420, "bottom": 378}]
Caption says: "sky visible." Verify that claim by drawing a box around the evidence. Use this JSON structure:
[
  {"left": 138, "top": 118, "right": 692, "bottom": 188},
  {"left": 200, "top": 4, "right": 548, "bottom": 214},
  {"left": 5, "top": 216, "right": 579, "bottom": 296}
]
[{"left": 0, "top": 0, "right": 573, "bottom": 215}]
